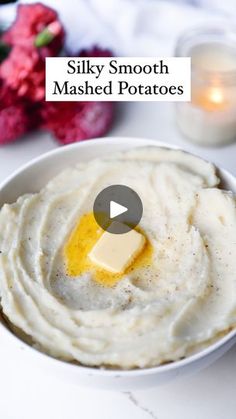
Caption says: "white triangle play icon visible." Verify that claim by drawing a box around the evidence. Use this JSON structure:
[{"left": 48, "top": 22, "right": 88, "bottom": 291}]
[{"left": 110, "top": 201, "right": 128, "bottom": 219}]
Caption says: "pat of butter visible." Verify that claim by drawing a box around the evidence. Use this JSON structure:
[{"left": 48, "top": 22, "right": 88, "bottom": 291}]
[{"left": 88, "top": 225, "right": 146, "bottom": 274}]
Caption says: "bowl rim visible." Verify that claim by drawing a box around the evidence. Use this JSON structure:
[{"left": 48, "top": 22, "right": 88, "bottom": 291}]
[{"left": 1, "top": 136, "right": 236, "bottom": 377}]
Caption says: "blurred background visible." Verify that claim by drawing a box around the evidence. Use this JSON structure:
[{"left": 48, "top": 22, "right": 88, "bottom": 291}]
[
  {"left": 2, "top": 0, "right": 236, "bottom": 55},
  {"left": 1, "top": 2, "right": 236, "bottom": 419}
]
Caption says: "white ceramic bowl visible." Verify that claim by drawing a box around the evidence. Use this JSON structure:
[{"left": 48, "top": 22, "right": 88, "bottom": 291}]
[{"left": 1, "top": 137, "right": 236, "bottom": 391}]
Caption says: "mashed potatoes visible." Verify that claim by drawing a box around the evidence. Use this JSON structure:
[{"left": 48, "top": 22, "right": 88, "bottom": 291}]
[{"left": 0, "top": 146, "right": 236, "bottom": 369}]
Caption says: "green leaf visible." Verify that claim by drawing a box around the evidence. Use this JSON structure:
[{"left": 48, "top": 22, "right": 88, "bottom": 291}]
[
  {"left": 35, "top": 29, "right": 54, "bottom": 48},
  {"left": 0, "top": 40, "right": 11, "bottom": 63}
]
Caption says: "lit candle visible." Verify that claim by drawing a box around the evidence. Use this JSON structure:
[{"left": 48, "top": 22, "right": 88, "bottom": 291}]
[{"left": 175, "top": 27, "right": 236, "bottom": 146}]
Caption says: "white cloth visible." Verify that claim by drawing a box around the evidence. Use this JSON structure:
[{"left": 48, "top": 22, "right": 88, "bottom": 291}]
[{"left": 0, "top": 0, "right": 232, "bottom": 55}]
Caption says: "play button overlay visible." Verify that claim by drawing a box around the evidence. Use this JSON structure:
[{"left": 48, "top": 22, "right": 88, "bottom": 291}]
[
  {"left": 93, "top": 185, "right": 143, "bottom": 234},
  {"left": 110, "top": 201, "right": 128, "bottom": 219}
]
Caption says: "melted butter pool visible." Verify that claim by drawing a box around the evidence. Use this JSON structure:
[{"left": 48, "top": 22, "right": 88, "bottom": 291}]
[{"left": 64, "top": 212, "right": 153, "bottom": 287}]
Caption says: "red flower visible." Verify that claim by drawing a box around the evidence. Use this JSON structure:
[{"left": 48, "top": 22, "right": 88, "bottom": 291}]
[
  {"left": 41, "top": 101, "right": 114, "bottom": 144},
  {"left": 2, "top": 3, "right": 65, "bottom": 57},
  {"left": 0, "top": 3, "right": 66, "bottom": 102},
  {"left": 0, "top": 46, "right": 45, "bottom": 102},
  {"left": 0, "top": 79, "right": 38, "bottom": 145},
  {"left": 79, "top": 46, "right": 113, "bottom": 58},
  {"left": 0, "top": 3, "right": 115, "bottom": 146}
]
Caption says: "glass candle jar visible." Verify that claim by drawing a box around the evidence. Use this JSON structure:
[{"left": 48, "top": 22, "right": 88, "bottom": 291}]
[{"left": 175, "top": 26, "right": 236, "bottom": 146}]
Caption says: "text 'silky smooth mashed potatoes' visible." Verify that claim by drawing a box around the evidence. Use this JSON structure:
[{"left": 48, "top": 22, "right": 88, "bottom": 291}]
[{"left": 0, "top": 147, "right": 236, "bottom": 369}]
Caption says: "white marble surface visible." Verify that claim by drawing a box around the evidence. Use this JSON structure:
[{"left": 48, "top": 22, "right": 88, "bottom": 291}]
[{"left": 0, "top": 102, "right": 236, "bottom": 418}]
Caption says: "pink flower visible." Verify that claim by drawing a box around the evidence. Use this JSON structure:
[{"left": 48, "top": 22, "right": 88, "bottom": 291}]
[
  {"left": 2, "top": 3, "right": 65, "bottom": 57},
  {"left": 79, "top": 46, "right": 113, "bottom": 58},
  {"left": 41, "top": 101, "right": 114, "bottom": 144},
  {"left": 0, "top": 46, "right": 45, "bottom": 102},
  {"left": 0, "top": 79, "right": 39, "bottom": 145}
]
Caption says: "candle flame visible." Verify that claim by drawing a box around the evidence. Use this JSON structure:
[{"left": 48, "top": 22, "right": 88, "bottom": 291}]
[
  {"left": 193, "top": 84, "right": 228, "bottom": 111},
  {"left": 208, "top": 87, "right": 224, "bottom": 105}
]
